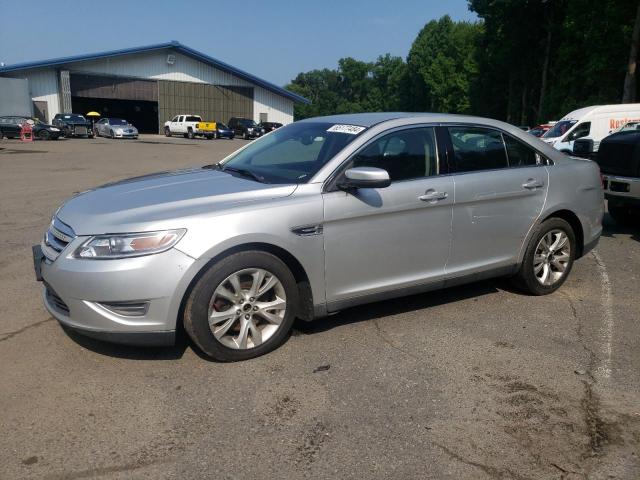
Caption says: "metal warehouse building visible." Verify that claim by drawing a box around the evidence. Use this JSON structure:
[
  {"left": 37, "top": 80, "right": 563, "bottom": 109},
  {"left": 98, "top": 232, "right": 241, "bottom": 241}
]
[{"left": 0, "top": 41, "right": 308, "bottom": 133}]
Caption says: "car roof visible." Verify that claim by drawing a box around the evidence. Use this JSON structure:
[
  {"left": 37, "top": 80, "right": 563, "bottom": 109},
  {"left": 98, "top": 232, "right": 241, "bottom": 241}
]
[{"left": 297, "top": 112, "right": 519, "bottom": 129}]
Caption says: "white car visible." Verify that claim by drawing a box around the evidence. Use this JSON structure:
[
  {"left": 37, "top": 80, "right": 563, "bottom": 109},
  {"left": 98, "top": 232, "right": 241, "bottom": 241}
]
[{"left": 94, "top": 118, "right": 138, "bottom": 139}]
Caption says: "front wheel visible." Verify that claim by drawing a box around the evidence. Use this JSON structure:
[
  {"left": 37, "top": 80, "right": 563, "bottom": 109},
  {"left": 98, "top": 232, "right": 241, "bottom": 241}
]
[
  {"left": 183, "top": 251, "right": 298, "bottom": 361},
  {"left": 37, "top": 130, "right": 50, "bottom": 140},
  {"left": 164, "top": 127, "right": 171, "bottom": 137},
  {"left": 512, "top": 218, "right": 575, "bottom": 295},
  {"left": 110, "top": 130, "right": 115, "bottom": 139}
]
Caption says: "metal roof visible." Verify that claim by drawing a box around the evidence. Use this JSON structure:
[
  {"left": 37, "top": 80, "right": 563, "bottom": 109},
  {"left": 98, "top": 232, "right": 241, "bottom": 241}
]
[{"left": 0, "top": 41, "right": 309, "bottom": 104}]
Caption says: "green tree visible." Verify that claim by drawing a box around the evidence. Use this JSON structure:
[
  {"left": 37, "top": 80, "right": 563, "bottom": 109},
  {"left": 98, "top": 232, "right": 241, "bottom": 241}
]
[{"left": 406, "top": 15, "right": 481, "bottom": 113}]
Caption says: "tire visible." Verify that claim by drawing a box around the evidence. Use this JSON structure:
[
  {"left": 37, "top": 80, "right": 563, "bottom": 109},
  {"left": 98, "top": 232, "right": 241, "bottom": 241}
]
[
  {"left": 608, "top": 204, "right": 637, "bottom": 226},
  {"left": 37, "top": 130, "right": 50, "bottom": 140},
  {"left": 110, "top": 130, "right": 115, "bottom": 139},
  {"left": 164, "top": 127, "right": 171, "bottom": 137},
  {"left": 213, "top": 132, "right": 218, "bottom": 139},
  {"left": 187, "top": 128, "right": 195, "bottom": 139},
  {"left": 183, "top": 133, "right": 188, "bottom": 138},
  {"left": 183, "top": 251, "right": 298, "bottom": 361},
  {"left": 512, "top": 218, "right": 576, "bottom": 295},
  {"left": 95, "top": 129, "right": 100, "bottom": 137},
  {"left": 243, "top": 131, "right": 248, "bottom": 140}
]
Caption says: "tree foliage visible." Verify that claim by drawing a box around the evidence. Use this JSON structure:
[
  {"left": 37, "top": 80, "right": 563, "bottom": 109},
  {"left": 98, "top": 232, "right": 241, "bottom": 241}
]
[{"left": 287, "top": 1, "right": 640, "bottom": 124}]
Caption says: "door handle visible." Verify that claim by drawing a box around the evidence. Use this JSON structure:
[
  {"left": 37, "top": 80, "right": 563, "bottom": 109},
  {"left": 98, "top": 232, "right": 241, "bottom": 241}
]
[
  {"left": 522, "top": 179, "right": 544, "bottom": 190},
  {"left": 419, "top": 190, "right": 448, "bottom": 202}
]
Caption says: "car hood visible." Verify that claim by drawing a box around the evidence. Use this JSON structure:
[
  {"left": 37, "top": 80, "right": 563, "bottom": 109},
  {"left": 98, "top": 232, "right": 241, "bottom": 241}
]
[{"left": 57, "top": 168, "right": 297, "bottom": 235}]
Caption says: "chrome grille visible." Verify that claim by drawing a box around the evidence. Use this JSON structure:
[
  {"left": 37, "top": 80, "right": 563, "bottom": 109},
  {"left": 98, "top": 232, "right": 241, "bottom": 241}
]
[
  {"left": 74, "top": 125, "right": 87, "bottom": 135},
  {"left": 41, "top": 216, "right": 76, "bottom": 261},
  {"left": 45, "top": 287, "right": 70, "bottom": 315}
]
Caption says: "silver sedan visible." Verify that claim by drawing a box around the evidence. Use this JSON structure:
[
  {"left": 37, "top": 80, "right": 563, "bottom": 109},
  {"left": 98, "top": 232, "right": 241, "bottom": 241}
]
[
  {"left": 94, "top": 118, "right": 138, "bottom": 139},
  {"left": 35, "top": 113, "right": 603, "bottom": 361}
]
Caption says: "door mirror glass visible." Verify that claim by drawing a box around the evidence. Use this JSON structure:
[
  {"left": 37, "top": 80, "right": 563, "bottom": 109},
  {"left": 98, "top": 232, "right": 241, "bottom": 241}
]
[{"left": 339, "top": 167, "right": 391, "bottom": 190}]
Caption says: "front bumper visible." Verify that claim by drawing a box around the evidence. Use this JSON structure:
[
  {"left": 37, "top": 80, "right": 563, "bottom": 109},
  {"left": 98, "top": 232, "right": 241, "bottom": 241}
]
[
  {"left": 36, "top": 243, "right": 198, "bottom": 346},
  {"left": 114, "top": 132, "right": 138, "bottom": 139},
  {"left": 602, "top": 174, "right": 640, "bottom": 206}
]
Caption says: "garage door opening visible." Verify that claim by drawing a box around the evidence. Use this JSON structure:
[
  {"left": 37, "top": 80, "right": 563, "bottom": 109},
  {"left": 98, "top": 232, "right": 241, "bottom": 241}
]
[
  {"left": 70, "top": 74, "right": 159, "bottom": 133},
  {"left": 71, "top": 97, "right": 159, "bottom": 133}
]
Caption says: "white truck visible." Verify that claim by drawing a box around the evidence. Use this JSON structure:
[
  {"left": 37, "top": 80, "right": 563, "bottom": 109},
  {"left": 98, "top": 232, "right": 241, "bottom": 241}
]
[
  {"left": 164, "top": 115, "right": 217, "bottom": 139},
  {"left": 541, "top": 103, "right": 640, "bottom": 155}
]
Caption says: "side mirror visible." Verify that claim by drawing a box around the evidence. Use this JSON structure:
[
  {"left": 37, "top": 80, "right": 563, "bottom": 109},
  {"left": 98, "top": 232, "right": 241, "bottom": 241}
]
[{"left": 338, "top": 167, "right": 391, "bottom": 190}]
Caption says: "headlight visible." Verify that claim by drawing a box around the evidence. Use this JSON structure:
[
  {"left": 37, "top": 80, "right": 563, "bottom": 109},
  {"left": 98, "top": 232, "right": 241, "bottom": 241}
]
[
  {"left": 73, "top": 229, "right": 186, "bottom": 259},
  {"left": 116, "top": 128, "right": 123, "bottom": 134},
  {"left": 50, "top": 127, "right": 60, "bottom": 132}
]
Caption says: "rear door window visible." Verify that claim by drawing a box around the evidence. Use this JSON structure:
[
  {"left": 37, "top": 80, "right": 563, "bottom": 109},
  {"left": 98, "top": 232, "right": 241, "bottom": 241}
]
[{"left": 448, "top": 127, "right": 508, "bottom": 172}]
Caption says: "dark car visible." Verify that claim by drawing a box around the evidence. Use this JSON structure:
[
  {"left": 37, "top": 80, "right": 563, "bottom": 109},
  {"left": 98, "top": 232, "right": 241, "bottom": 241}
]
[
  {"left": 52, "top": 113, "right": 94, "bottom": 138},
  {"left": 214, "top": 122, "right": 234, "bottom": 139},
  {"left": 595, "top": 130, "right": 640, "bottom": 225},
  {"left": 0, "top": 116, "right": 63, "bottom": 140},
  {"left": 259, "top": 121, "right": 283, "bottom": 133},
  {"left": 228, "top": 117, "right": 263, "bottom": 140}
]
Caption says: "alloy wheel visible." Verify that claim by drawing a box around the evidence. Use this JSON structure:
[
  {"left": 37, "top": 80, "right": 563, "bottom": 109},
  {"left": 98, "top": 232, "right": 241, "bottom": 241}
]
[
  {"left": 533, "top": 229, "right": 571, "bottom": 286},
  {"left": 208, "top": 268, "right": 286, "bottom": 349}
]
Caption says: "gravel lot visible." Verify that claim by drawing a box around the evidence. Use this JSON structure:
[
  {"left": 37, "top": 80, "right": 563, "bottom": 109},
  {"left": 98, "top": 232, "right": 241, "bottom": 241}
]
[{"left": 1, "top": 135, "right": 639, "bottom": 479}]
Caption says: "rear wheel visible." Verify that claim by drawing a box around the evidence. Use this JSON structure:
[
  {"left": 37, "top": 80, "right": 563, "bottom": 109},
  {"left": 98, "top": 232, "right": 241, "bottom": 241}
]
[
  {"left": 183, "top": 251, "right": 298, "bottom": 361},
  {"left": 512, "top": 218, "right": 575, "bottom": 295},
  {"left": 187, "top": 128, "right": 195, "bottom": 139}
]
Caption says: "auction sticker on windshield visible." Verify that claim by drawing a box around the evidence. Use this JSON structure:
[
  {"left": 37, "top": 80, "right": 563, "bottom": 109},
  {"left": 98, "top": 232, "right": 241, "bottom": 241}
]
[{"left": 327, "top": 124, "right": 366, "bottom": 135}]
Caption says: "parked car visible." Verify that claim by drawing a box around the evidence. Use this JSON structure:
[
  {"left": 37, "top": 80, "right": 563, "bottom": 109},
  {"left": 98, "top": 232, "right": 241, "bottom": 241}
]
[
  {"left": 595, "top": 130, "right": 640, "bottom": 225},
  {"left": 52, "top": 113, "right": 94, "bottom": 138},
  {"left": 542, "top": 104, "right": 640, "bottom": 154},
  {"left": 527, "top": 124, "right": 554, "bottom": 138},
  {"left": 0, "top": 116, "right": 62, "bottom": 140},
  {"left": 259, "top": 121, "right": 283, "bottom": 133},
  {"left": 164, "top": 115, "right": 216, "bottom": 139},
  {"left": 33, "top": 113, "right": 603, "bottom": 361},
  {"left": 228, "top": 117, "right": 264, "bottom": 139},
  {"left": 94, "top": 118, "right": 139, "bottom": 139},
  {"left": 214, "top": 122, "right": 234, "bottom": 139}
]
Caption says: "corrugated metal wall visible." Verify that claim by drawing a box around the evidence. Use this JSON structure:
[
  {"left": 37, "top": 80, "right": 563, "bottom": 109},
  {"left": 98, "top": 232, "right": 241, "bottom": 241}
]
[
  {"left": 3, "top": 69, "right": 59, "bottom": 122},
  {"left": 158, "top": 81, "right": 253, "bottom": 132},
  {"left": 68, "top": 51, "right": 293, "bottom": 124},
  {"left": 254, "top": 86, "right": 294, "bottom": 124},
  {"left": 0, "top": 77, "right": 31, "bottom": 116}
]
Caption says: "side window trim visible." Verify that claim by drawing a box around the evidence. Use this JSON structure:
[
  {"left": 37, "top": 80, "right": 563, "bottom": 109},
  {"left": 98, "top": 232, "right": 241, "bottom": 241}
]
[{"left": 323, "top": 124, "right": 442, "bottom": 192}]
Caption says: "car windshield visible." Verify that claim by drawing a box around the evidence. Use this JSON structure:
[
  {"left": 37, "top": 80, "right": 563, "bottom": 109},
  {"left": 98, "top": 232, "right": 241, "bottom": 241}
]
[
  {"left": 217, "top": 123, "right": 229, "bottom": 129},
  {"left": 219, "top": 122, "right": 367, "bottom": 184},
  {"left": 543, "top": 120, "right": 577, "bottom": 138},
  {"left": 62, "top": 114, "right": 86, "bottom": 122},
  {"left": 239, "top": 119, "right": 257, "bottom": 127},
  {"left": 109, "top": 118, "right": 128, "bottom": 125},
  {"left": 618, "top": 122, "right": 640, "bottom": 132}
]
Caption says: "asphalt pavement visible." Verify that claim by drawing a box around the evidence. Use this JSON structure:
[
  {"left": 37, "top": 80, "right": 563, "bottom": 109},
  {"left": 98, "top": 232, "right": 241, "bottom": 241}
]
[{"left": 1, "top": 135, "right": 638, "bottom": 479}]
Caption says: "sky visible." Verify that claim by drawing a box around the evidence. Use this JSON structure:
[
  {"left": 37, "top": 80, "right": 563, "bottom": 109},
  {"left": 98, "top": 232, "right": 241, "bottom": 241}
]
[{"left": 0, "top": 0, "right": 477, "bottom": 87}]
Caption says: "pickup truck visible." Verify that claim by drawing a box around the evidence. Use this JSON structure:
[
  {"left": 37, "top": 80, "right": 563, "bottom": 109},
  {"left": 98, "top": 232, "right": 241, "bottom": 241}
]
[
  {"left": 164, "top": 115, "right": 216, "bottom": 139},
  {"left": 595, "top": 130, "right": 640, "bottom": 225}
]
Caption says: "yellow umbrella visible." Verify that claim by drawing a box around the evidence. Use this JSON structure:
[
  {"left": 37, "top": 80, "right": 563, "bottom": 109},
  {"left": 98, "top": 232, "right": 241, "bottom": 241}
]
[{"left": 86, "top": 112, "right": 101, "bottom": 133}]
